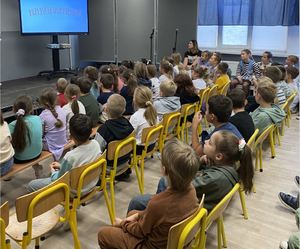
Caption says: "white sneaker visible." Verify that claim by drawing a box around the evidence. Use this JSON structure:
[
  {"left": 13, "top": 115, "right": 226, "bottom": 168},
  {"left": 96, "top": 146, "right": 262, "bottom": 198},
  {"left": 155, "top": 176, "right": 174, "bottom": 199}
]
[
  {"left": 279, "top": 241, "right": 288, "bottom": 249},
  {"left": 32, "top": 164, "right": 44, "bottom": 179}
]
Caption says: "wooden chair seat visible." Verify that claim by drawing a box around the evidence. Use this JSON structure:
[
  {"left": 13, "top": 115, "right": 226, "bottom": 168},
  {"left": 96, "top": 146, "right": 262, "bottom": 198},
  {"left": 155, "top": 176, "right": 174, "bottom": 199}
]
[{"left": 6, "top": 208, "right": 60, "bottom": 241}]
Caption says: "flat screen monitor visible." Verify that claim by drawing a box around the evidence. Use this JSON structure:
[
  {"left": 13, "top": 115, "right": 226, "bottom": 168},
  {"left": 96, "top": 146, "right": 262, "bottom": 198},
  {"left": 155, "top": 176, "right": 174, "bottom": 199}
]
[{"left": 19, "top": 0, "right": 89, "bottom": 35}]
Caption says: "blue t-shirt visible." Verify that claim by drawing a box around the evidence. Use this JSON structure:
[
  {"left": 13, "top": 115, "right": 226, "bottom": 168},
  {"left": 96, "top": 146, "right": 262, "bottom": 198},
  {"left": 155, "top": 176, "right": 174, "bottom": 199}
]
[
  {"left": 201, "top": 122, "right": 243, "bottom": 143},
  {"left": 97, "top": 92, "right": 114, "bottom": 105},
  {"left": 9, "top": 115, "right": 43, "bottom": 161}
]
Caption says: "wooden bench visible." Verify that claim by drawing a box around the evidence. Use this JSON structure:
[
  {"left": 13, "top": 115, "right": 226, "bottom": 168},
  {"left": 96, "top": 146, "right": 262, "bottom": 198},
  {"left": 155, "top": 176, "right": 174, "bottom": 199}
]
[{"left": 1, "top": 125, "right": 101, "bottom": 181}]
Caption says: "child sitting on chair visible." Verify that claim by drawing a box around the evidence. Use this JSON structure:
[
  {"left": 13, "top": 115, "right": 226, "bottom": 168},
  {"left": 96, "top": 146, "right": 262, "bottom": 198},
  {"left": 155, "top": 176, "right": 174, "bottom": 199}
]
[
  {"left": 98, "top": 138, "right": 199, "bottom": 249},
  {"left": 153, "top": 80, "right": 181, "bottom": 122},
  {"left": 27, "top": 114, "right": 101, "bottom": 192},
  {"left": 215, "top": 62, "right": 230, "bottom": 93},
  {"left": 192, "top": 95, "right": 243, "bottom": 156},
  {"left": 56, "top": 78, "right": 68, "bottom": 107},
  {"left": 250, "top": 77, "right": 285, "bottom": 135}
]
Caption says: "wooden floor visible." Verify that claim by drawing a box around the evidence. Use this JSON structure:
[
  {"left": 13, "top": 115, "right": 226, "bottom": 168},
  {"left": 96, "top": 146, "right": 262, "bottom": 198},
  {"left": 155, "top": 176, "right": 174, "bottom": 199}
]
[{"left": 1, "top": 115, "right": 299, "bottom": 249}]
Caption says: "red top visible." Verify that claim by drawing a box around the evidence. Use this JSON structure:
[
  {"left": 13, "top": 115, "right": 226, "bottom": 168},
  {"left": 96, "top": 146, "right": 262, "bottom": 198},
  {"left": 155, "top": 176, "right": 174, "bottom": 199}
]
[{"left": 56, "top": 93, "right": 68, "bottom": 107}]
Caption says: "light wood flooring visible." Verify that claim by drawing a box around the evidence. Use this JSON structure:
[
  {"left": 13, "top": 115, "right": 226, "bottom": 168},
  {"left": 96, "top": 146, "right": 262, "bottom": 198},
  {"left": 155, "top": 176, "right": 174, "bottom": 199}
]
[{"left": 1, "top": 115, "right": 299, "bottom": 249}]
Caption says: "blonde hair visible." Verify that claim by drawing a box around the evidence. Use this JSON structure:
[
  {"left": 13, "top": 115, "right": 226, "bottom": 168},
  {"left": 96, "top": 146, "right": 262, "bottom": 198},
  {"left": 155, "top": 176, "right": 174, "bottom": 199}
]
[
  {"left": 65, "top": 84, "right": 81, "bottom": 114},
  {"left": 106, "top": 94, "right": 126, "bottom": 119},
  {"left": 134, "top": 86, "right": 157, "bottom": 126},
  {"left": 160, "top": 60, "right": 173, "bottom": 79},
  {"left": 160, "top": 81, "right": 177, "bottom": 97},
  {"left": 171, "top": 53, "right": 182, "bottom": 66},
  {"left": 56, "top": 78, "right": 68, "bottom": 93},
  {"left": 162, "top": 138, "right": 199, "bottom": 191},
  {"left": 257, "top": 76, "right": 277, "bottom": 103},
  {"left": 134, "top": 62, "right": 148, "bottom": 79}
]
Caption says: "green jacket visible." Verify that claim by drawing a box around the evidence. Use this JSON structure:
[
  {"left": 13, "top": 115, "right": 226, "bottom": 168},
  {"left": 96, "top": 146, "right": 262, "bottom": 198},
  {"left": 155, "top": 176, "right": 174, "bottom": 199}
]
[
  {"left": 192, "top": 165, "right": 239, "bottom": 212},
  {"left": 250, "top": 104, "right": 285, "bottom": 135}
]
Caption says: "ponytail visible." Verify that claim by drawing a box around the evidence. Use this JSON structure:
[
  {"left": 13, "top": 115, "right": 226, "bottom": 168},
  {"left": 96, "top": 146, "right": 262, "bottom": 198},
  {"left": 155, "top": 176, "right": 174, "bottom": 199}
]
[
  {"left": 144, "top": 101, "right": 157, "bottom": 126},
  {"left": 49, "top": 107, "right": 63, "bottom": 128},
  {"left": 12, "top": 114, "right": 31, "bottom": 152},
  {"left": 237, "top": 145, "right": 254, "bottom": 194},
  {"left": 70, "top": 96, "right": 80, "bottom": 115}
]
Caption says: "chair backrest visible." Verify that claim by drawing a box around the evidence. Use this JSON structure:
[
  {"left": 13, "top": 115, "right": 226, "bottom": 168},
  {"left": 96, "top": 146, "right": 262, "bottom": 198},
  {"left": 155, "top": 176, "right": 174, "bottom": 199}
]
[
  {"left": 162, "top": 111, "right": 181, "bottom": 138},
  {"left": 1, "top": 201, "right": 9, "bottom": 249},
  {"left": 247, "top": 129, "right": 259, "bottom": 149},
  {"left": 254, "top": 125, "right": 274, "bottom": 148},
  {"left": 15, "top": 172, "right": 70, "bottom": 240},
  {"left": 208, "top": 85, "right": 218, "bottom": 99},
  {"left": 206, "top": 183, "right": 240, "bottom": 227},
  {"left": 167, "top": 195, "right": 205, "bottom": 249},
  {"left": 141, "top": 125, "right": 163, "bottom": 145},
  {"left": 220, "top": 82, "right": 230, "bottom": 96},
  {"left": 281, "top": 92, "right": 297, "bottom": 112},
  {"left": 107, "top": 132, "right": 136, "bottom": 170},
  {"left": 181, "top": 104, "right": 197, "bottom": 122},
  {"left": 70, "top": 151, "right": 107, "bottom": 197}
]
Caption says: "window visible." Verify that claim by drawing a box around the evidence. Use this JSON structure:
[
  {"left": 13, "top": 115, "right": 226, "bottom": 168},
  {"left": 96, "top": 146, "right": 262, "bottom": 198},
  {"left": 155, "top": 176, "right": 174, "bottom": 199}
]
[
  {"left": 222, "top": 26, "right": 248, "bottom": 46},
  {"left": 197, "top": 26, "right": 218, "bottom": 48}
]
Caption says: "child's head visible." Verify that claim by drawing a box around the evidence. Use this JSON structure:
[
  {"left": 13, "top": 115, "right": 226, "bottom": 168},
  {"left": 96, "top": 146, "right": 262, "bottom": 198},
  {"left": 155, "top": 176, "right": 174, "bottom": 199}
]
[
  {"left": 78, "top": 77, "right": 92, "bottom": 94},
  {"left": 122, "top": 69, "right": 138, "bottom": 96},
  {"left": 100, "top": 73, "right": 114, "bottom": 90},
  {"left": 171, "top": 53, "right": 182, "bottom": 66},
  {"left": 277, "top": 65, "right": 286, "bottom": 81},
  {"left": 70, "top": 76, "right": 80, "bottom": 85},
  {"left": 209, "top": 53, "right": 221, "bottom": 66},
  {"left": 261, "top": 51, "right": 273, "bottom": 65},
  {"left": 240, "top": 49, "right": 251, "bottom": 61},
  {"left": 200, "top": 50, "right": 211, "bottom": 61},
  {"left": 159, "top": 81, "right": 177, "bottom": 97},
  {"left": 192, "top": 66, "right": 208, "bottom": 80},
  {"left": 174, "top": 73, "right": 196, "bottom": 95},
  {"left": 56, "top": 78, "right": 68, "bottom": 94},
  {"left": 203, "top": 131, "right": 254, "bottom": 193},
  {"left": 161, "top": 138, "right": 199, "bottom": 191},
  {"left": 121, "top": 60, "right": 135, "bottom": 70},
  {"left": 255, "top": 77, "right": 277, "bottom": 104},
  {"left": 69, "top": 114, "right": 92, "bottom": 145},
  {"left": 133, "top": 86, "right": 157, "bottom": 126},
  {"left": 106, "top": 94, "right": 126, "bottom": 119},
  {"left": 65, "top": 84, "right": 81, "bottom": 114},
  {"left": 134, "top": 62, "right": 149, "bottom": 79},
  {"left": 227, "top": 88, "right": 246, "bottom": 110},
  {"left": 12, "top": 95, "right": 33, "bottom": 152},
  {"left": 217, "top": 62, "right": 229, "bottom": 75},
  {"left": 39, "top": 88, "right": 63, "bottom": 128},
  {"left": 264, "top": 66, "right": 282, "bottom": 83},
  {"left": 83, "top": 66, "right": 98, "bottom": 82},
  {"left": 147, "top": 64, "right": 157, "bottom": 78},
  {"left": 159, "top": 60, "right": 173, "bottom": 78},
  {"left": 187, "top": 40, "right": 199, "bottom": 53},
  {"left": 99, "top": 65, "right": 118, "bottom": 92},
  {"left": 206, "top": 95, "right": 232, "bottom": 124},
  {"left": 286, "top": 66, "right": 299, "bottom": 81},
  {"left": 286, "top": 55, "right": 299, "bottom": 67}
]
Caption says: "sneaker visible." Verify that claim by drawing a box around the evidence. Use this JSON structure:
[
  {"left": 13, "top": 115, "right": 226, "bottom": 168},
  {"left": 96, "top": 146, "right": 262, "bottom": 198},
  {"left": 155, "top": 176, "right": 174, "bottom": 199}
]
[
  {"left": 295, "top": 176, "right": 300, "bottom": 188},
  {"left": 278, "top": 192, "right": 298, "bottom": 212},
  {"left": 279, "top": 241, "right": 288, "bottom": 249}
]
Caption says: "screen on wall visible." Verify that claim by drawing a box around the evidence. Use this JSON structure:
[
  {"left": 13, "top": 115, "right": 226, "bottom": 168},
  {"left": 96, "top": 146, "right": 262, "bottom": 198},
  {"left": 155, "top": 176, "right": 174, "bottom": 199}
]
[{"left": 19, "top": 0, "right": 89, "bottom": 35}]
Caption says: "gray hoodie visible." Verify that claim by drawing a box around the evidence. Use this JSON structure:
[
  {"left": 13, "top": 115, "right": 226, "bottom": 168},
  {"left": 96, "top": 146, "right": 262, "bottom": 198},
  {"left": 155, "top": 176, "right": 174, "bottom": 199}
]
[
  {"left": 154, "top": 96, "right": 181, "bottom": 121},
  {"left": 250, "top": 104, "right": 285, "bottom": 135}
]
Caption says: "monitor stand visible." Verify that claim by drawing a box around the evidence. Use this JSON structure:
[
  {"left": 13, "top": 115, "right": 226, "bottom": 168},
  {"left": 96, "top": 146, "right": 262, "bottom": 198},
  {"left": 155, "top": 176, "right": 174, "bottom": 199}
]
[{"left": 38, "top": 35, "right": 77, "bottom": 80}]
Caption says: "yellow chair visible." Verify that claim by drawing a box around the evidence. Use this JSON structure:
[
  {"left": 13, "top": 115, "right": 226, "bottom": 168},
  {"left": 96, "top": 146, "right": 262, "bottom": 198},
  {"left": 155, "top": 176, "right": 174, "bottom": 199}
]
[
  {"left": 106, "top": 132, "right": 138, "bottom": 219},
  {"left": 280, "top": 92, "right": 297, "bottom": 134},
  {"left": 137, "top": 125, "right": 164, "bottom": 194},
  {"left": 180, "top": 103, "right": 197, "bottom": 143},
  {"left": 69, "top": 152, "right": 114, "bottom": 224},
  {"left": 219, "top": 82, "right": 231, "bottom": 96},
  {"left": 5, "top": 173, "right": 81, "bottom": 249},
  {"left": 1, "top": 201, "right": 11, "bottom": 249},
  {"left": 253, "top": 125, "right": 275, "bottom": 172},
  {"left": 206, "top": 183, "right": 241, "bottom": 249},
  {"left": 161, "top": 111, "right": 181, "bottom": 145},
  {"left": 196, "top": 88, "right": 210, "bottom": 134},
  {"left": 167, "top": 195, "right": 207, "bottom": 249},
  {"left": 203, "top": 85, "right": 218, "bottom": 127}
]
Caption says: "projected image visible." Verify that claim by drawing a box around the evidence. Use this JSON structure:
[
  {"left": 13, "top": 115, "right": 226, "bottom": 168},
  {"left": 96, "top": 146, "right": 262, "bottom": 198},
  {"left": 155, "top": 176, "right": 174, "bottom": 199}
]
[{"left": 19, "top": 0, "right": 89, "bottom": 34}]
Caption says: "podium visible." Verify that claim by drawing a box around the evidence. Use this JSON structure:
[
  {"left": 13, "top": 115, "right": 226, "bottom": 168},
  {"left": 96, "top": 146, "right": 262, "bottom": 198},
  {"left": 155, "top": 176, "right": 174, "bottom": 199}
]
[{"left": 38, "top": 35, "right": 77, "bottom": 79}]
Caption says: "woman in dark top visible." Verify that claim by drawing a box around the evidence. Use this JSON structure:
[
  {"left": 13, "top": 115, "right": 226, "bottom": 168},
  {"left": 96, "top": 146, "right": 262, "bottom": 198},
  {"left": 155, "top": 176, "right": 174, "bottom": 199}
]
[
  {"left": 174, "top": 74, "right": 200, "bottom": 105},
  {"left": 183, "top": 40, "right": 202, "bottom": 69}
]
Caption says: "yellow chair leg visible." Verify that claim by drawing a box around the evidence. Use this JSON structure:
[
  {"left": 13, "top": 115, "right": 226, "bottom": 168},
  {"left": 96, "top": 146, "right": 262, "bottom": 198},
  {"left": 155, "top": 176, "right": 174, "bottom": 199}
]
[
  {"left": 259, "top": 146, "right": 263, "bottom": 172},
  {"left": 21, "top": 233, "right": 29, "bottom": 249},
  {"left": 255, "top": 149, "right": 259, "bottom": 171},
  {"left": 238, "top": 187, "right": 248, "bottom": 219},
  {"left": 252, "top": 183, "right": 256, "bottom": 193},
  {"left": 110, "top": 178, "right": 116, "bottom": 221},
  {"left": 103, "top": 188, "right": 114, "bottom": 224},
  {"left": 6, "top": 239, "right": 11, "bottom": 249},
  {"left": 35, "top": 237, "right": 40, "bottom": 248},
  {"left": 269, "top": 132, "right": 276, "bottom": 159},
  {"left": 217, "top": 218, "right": 222, "bottom": 249},
  {"left": 220, "top": 216, "right": 227, "bottom": 248},
  {"left": 69, "top": 217, "right": 81, "bottom": 249}
]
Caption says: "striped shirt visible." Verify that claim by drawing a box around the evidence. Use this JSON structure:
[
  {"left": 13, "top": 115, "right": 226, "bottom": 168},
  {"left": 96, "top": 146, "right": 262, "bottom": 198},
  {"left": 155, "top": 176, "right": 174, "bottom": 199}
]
[{"left": 236, "top": 60, "right": 261, "bottom": 81}]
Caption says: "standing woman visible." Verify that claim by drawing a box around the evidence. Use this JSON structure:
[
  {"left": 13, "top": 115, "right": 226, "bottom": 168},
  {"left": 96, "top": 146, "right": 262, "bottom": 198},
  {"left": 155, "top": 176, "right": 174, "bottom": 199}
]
[{"left": 183, "top": 40, "right": 202, "bottom": 70}]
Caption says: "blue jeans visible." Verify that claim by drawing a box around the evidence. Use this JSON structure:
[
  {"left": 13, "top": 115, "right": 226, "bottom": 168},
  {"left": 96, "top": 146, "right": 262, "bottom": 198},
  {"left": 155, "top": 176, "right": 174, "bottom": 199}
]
[
  {"left": 127, "top": 177, "right": 168, "bottom": 213},
  {"left": 0, "top": 157, "right": 14, "bottom": 176},
  {"left": 27, "top": 177, "right": 52, "bottom": 192}
]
